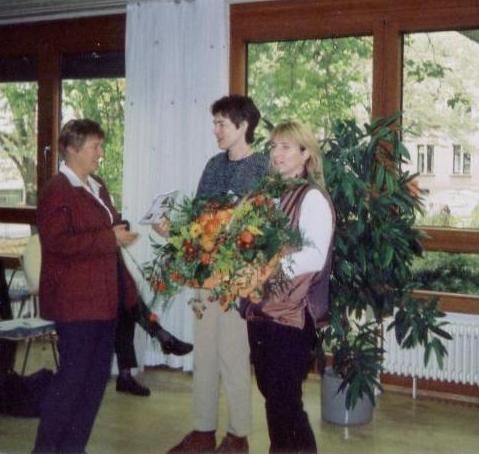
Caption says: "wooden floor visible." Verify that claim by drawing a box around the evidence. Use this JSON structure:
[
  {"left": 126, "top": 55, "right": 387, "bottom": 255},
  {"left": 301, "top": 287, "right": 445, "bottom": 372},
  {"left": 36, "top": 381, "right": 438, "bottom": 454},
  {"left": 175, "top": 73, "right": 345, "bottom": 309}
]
[{"left": 1, "top": 340, "right": 479, "bottom": 454}]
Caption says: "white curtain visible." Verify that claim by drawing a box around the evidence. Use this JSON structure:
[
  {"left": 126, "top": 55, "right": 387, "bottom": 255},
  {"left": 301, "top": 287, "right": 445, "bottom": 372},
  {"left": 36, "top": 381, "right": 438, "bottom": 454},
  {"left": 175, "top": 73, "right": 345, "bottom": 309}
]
[{"left": 122, "top": 0, "right": 229, "bottom": 371}]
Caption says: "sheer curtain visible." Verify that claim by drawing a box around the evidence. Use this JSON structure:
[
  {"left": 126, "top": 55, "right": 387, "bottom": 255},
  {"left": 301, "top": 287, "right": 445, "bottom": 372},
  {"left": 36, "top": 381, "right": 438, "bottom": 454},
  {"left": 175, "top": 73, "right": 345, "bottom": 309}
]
[{"left": 122, "top": 0, "right": 228, "bottom": 371}]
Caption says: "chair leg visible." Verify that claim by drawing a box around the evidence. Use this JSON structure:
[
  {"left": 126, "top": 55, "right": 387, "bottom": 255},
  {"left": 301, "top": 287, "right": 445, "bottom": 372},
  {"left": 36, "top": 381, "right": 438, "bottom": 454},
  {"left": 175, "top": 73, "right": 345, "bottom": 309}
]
[
  {"left": 21, "top": 338, "right": 33, "bottom": 375},
  {"left": 50, "top": 335, "right": 59, "bottom": 370}
]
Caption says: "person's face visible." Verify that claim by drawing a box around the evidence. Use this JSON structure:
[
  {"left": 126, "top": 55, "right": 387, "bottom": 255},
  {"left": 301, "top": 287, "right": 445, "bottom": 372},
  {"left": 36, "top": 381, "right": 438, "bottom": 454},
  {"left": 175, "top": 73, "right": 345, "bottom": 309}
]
[
  {"left": 213, "top": 113, "right": 247, "bottom": 150},
  {"left": 67, "top": 134, "right": 104, "bottom": 178},
  {"left": 270, "top": 134, "right": 310, "bottom": 178}
]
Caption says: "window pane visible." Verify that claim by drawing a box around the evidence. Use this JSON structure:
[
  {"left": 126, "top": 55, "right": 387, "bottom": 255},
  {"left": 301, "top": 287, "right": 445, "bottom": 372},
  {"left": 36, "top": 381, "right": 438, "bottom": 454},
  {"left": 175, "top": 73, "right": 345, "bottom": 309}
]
[
  {"left": 453, "top": 145, "right": 461, "bottom": 174},
  {"left": 463, "top": 152, "right": 471, "bottom": 174},
  {"left": 412, "top": 251, "right": 479, "bottom": 296},
  {"left": 403, "top": 31, "right": 479, "bottom": 228},
  {"left": 0, "top": 81, "right": 38, "bottom": 208},
  {"left": 61, "top": 51, "right": 125, "bottom": 210},
  {"left": 247, "top": 37, "right": 373, "bottom": 143},
  {"left": 426, "top": 145, "right": 434, "bottom": 174}
]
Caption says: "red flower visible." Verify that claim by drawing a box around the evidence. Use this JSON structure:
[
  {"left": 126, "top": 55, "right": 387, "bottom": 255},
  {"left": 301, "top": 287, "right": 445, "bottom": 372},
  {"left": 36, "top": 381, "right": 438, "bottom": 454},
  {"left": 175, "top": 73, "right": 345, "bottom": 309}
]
[{"left": 155, "top": 280, "right": 167, "bottom": 292}]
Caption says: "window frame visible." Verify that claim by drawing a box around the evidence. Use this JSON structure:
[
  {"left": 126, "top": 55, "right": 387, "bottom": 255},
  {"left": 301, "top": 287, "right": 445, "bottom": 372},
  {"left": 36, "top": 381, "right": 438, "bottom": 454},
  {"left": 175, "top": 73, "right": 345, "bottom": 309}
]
[
  {"left": 230, "top": 0, "right": 479, "bottom": 314},
  {"left": 0, "top": 14, "right": 125, "bottom": 225}
]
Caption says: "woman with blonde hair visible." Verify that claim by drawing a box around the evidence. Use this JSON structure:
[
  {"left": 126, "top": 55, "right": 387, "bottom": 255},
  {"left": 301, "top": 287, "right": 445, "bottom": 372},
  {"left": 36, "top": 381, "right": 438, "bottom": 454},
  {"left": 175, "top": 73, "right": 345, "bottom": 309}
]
[
  {"left": 269, "top": 119, "right": 326, "bottom": 189},
  {"left": 243, "top": 120, "right": 335, "bottom": 453}
]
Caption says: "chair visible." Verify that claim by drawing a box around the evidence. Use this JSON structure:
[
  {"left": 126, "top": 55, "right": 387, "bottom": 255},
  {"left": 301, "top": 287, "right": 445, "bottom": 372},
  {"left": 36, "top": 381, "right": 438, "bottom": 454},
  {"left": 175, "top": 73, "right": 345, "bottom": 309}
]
[{"left": 0, "top": 234, "right": 58, "bottom": 375}]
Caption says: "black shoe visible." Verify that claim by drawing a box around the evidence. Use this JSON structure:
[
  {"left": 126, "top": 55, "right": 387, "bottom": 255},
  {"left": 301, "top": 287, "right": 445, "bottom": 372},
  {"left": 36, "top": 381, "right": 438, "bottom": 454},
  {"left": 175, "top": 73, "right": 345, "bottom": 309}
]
[
  {"left": 150, "top": 323, "right": 193, "bottom": 356},
  {"left": 116, "top": 375, "right": 151, "bottom": 397},
  {"left": 160, "top": 333, "right": 194, "bottom": 356}
]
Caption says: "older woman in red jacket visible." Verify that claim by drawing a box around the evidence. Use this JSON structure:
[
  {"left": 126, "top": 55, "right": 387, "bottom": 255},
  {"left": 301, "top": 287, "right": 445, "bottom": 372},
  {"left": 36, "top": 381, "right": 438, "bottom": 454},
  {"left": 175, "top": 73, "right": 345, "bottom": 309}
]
[{"left": 33, "top": 119, "right": 138, "bottom": 454}]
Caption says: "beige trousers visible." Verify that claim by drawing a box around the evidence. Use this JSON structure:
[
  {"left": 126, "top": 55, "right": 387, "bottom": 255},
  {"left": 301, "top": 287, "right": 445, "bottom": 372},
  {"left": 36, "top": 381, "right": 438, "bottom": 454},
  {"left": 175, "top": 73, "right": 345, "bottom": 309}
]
[{"left": 192, "top": 290, "right": 251, "bottom": 437}]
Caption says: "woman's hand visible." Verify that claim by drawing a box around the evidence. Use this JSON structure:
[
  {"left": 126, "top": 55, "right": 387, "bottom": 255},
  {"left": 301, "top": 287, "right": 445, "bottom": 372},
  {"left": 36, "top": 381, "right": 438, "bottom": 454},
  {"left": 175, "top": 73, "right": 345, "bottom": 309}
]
[
  {"left": 232, "top": 254, "right": 282, "bottom": 301},
  {"left": 152, "top": 216, "right": 171, "bottom": 238},
  {"left": 113, "top": 224, "right": 139, "bottom": 247}
]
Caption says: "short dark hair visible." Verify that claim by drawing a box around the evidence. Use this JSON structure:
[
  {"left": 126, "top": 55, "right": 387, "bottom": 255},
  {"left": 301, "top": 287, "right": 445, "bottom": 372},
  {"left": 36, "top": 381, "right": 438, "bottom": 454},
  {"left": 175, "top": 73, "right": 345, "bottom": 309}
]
[
  {"left": 211, "top": 95, "right": 260, "bottom": 144},
  {"left": 59, "top": 119, "right": 105, "bottom": 157}
]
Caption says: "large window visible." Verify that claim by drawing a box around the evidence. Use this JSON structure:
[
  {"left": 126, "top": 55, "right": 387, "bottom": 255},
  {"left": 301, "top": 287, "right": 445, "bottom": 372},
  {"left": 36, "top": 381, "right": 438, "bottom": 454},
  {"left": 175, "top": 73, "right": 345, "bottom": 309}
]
[
  {"left": 231, "top": 0, "right": 479, "bottom": 321},
  {"left": 0, "top": 15, "right": 125, "bottom": 229}
]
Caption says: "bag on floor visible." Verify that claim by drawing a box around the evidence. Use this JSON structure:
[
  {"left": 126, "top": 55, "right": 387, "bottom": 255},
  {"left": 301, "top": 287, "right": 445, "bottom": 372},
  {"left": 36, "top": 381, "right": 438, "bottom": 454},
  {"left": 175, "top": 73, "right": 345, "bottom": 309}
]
[{"left": 0, "top": 368, "right": 53, "bottom": 417}]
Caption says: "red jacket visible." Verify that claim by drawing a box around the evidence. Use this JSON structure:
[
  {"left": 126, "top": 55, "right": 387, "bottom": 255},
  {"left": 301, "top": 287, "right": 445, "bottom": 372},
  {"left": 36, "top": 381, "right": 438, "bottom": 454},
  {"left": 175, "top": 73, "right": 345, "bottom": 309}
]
[{"left": 37, "top": 173, "right": 138, "bottom": 322}]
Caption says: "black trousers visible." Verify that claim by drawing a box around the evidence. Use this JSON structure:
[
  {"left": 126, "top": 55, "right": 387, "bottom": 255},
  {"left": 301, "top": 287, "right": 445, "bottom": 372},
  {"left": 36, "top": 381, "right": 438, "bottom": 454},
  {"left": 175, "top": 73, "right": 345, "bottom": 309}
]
[
  {"left": 114, "top": 256, "right": 137, "bottom": 371},
  {"left": 115, "top": 302, "right": 137, "bottom": 370},
  {"left": 33, "top": 320, "right": 116, "bottom": 454},
  {"left": 248, "top": 314, "right": 317, "bottom": 454}
]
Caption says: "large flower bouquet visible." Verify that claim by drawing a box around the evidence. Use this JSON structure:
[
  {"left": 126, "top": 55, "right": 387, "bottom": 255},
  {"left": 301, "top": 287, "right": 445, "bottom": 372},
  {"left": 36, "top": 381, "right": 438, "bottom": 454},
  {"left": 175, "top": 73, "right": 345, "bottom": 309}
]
[{"left": 144, "top": 175, "right": 304, "bottom": 310}]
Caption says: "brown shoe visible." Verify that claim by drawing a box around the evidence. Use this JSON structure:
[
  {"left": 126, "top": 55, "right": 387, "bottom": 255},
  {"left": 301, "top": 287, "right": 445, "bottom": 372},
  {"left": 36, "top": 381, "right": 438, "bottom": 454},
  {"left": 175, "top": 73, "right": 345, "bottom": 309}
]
[
  {"left": 167, "top": 431, "right": 216, "bottom": 453},
  {"left": 215, "top": 433, "right": 249, "bottom": 453}
]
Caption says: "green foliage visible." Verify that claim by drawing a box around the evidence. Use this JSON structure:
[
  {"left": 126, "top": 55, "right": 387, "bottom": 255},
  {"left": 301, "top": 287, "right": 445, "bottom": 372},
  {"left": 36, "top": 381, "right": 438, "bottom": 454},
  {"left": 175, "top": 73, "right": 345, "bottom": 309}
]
[
  {"left": 321, "top": 114, "right": 451, "bottom": 409},
  {"left": 412, "top": 251, "right": 479, "bottom": 295},
  {"left": 248, "top": 37, "right": 373, "bottom": 141},
  {"left": 0, "top": 82, "right": 37, "bottom": 205}
]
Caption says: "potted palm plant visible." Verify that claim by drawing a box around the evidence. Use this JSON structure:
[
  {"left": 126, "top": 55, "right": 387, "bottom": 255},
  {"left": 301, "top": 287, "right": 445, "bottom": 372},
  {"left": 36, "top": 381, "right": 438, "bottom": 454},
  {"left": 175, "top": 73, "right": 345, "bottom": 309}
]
[{"left": 318, "top": 113, "right": 451, "bottom": 424}]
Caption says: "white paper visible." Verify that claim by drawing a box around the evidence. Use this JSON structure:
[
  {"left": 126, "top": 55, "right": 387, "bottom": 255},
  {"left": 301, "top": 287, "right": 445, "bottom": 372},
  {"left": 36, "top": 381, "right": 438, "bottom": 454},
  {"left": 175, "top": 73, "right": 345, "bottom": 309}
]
[{"left": 139, "top": 190, "right": 179, "bottom": 224}]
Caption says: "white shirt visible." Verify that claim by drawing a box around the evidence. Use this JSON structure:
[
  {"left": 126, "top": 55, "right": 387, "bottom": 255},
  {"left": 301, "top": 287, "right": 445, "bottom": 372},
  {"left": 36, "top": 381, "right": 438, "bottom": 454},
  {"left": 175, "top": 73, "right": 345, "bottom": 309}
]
[
  {"left": 59, "top": 161, "right": 114, "bottom": 224},
  {"left": 282, "top": 188, "right": 334, "bottom": 278}
]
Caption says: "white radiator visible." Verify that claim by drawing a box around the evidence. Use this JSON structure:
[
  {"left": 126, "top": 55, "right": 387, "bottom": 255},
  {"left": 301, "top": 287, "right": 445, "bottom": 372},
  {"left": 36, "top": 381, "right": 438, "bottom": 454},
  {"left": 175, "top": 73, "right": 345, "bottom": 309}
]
[{"left": 383, "top": 313, "right": 479, "bottom": 386}]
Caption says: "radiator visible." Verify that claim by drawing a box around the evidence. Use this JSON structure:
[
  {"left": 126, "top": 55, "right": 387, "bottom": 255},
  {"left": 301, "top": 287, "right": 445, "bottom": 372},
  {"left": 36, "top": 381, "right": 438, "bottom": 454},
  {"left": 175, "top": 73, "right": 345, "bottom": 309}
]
[{"left": 383, "top": 313, "right": 479, "bottom": 386}]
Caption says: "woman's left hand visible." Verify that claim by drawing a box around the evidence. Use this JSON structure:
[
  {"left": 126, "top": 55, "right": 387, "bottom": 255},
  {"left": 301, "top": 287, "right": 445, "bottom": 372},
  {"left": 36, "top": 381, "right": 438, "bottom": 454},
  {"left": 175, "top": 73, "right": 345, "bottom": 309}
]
[{"left": 232, "top": 254, "right": 282, "bottom": 301}]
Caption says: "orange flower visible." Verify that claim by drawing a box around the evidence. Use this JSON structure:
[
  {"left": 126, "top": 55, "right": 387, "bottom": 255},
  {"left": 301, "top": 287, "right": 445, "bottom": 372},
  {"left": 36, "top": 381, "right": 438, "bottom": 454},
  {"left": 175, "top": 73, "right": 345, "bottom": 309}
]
[
  {"left": 200, "top": 236, "right": 216, "bottom": 252},
  {"left": 219, "top": 293, "right": 234, "bottom": 310},
  {"left": 200, "top": 253, "right": 212, "bottom": 265},
  {"left": 198, "top": 212, "right": 214, "bottom": 226},
  {"left": 253, "top": 194, "right": 266, "bottom": 206},
  {"left": 155, "top": 280, "right": 167, "bottom": 292},
  {"left": 170, "top": 271, "right": 184, "bottom": 283},
  {"left": 215, "top": 208, "right": 233, "bottom": 224},
  {"left": 204, "top": 219, "right": 220, "bottom": 236}
]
